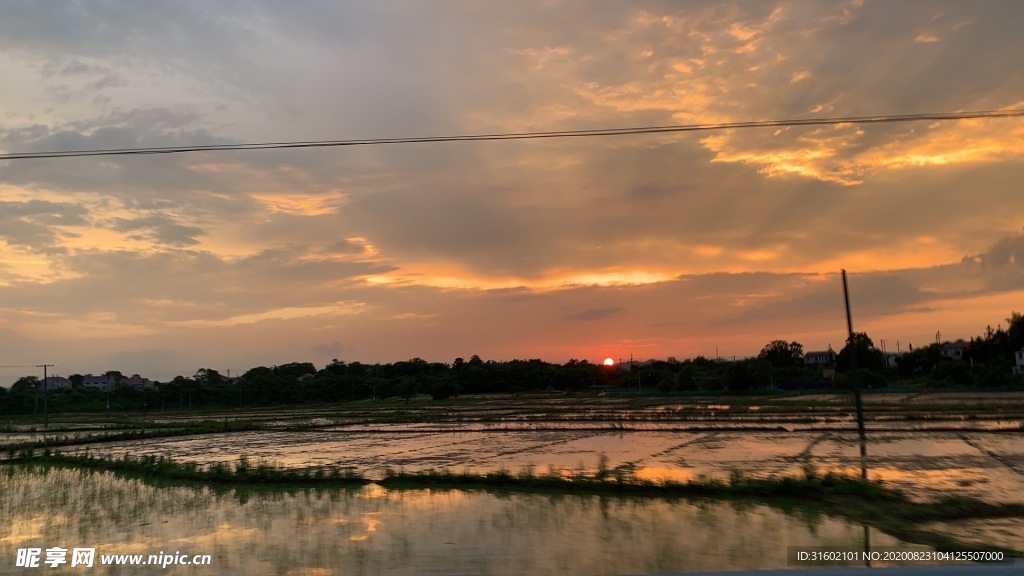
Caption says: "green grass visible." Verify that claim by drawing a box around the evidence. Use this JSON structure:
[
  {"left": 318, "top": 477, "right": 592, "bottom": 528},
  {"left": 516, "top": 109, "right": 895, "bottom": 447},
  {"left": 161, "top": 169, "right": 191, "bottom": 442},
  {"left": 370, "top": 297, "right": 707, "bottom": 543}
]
[
  {"left": 6, "top": 451, "right": 364, "bottom": 485},
  {"left": 372, "top": 466, "right": 888, "bottom": 499}
]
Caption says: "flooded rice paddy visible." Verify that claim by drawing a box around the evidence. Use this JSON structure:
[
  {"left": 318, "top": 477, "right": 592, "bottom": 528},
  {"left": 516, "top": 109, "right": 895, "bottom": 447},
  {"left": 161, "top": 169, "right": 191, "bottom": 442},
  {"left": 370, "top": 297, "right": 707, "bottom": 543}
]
[
  {"left": 55, "top": 428, "right": 1024, "bottom": 505},
  {"left": 2, "top": 466, "right": 917, "bottom": 575},
  {"left": 3, "top": 392, "right": 1024, "bottom": 572}
]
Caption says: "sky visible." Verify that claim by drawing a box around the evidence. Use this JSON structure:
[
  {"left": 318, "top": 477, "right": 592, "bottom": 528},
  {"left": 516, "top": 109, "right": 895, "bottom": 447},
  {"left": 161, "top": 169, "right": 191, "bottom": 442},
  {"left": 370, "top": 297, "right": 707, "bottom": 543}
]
[{"left": 1, "top": 0, "right": 1023, "bottom": 382}]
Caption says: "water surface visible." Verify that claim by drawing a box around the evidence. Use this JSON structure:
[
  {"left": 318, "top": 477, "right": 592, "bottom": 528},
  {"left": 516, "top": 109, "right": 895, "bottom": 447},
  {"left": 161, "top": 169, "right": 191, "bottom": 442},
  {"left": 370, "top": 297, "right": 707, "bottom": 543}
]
[{"left": 1, "top": 467, "right": 915, "bottom": 575}]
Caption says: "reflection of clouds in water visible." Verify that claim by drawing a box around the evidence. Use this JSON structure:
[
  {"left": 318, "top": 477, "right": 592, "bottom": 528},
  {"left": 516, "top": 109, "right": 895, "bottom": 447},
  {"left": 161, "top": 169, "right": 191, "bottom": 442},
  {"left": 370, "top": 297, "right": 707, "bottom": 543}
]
[
  {"left": 0, "top": 518, "right": 44, "bottom": 545},
  {"left": 282, "top": 569, "right": 334, "bottom": 576},
  {"left": 834, "top": 465, "right": 1024, "bottom": 506},
  {"left": 348, "top": 515, "right": 381, "bottom": 542},
  {"left": 632, "top": 467, "right": 694, "bottom": 483},
  {"left": 171, "top": 522, "right": 260, "bottom": 546},
  {"left": 0, "top": 467, "right": 920, "bottom": 575},
  {"left": 922, "top": 518, "right": 1024, "bottom": 555},
  {"left": 867, "top": 435, "right": 978, "bottom": 458},
  {"left": 355, "top": 484, "right": 389, "bottom": 500}
]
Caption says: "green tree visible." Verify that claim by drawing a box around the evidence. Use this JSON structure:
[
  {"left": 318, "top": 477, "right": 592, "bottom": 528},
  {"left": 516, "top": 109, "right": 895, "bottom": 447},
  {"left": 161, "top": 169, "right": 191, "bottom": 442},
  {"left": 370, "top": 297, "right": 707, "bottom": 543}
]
[
  {"left": 11, "top": 376, "right": 39, "bottom": 393},
  {"left": 274, "top": 362, "right": 317, "bottom": 380},
  {"left": 676, "top": 367, "right": 697, "bottom": 391},
  {"left": 399, "top": 377, "right": 419, "bottom": 405},
  {"left": 193, "top": 368, "right": 224, "bottom": 386},
  {"left": 1008, "top": 311, "right": 1024, "bottom": 351},
  {"left": 725, "top": 359, "right": 770, "bottom": 392},
  {"left": 837, "top": 368, "right": 889, "bottom": 389},
  {"left": 428, "top": 374, "right": 457, "bottom": 400},
  {"left": 837, "top": 332, "right": 884, "bottom": 372},
  {"left": 3, "top": 376, "right": 38, "bottom": 414},
  {"left": 757, "top": 340, "right": 804, "bottom": 368}
]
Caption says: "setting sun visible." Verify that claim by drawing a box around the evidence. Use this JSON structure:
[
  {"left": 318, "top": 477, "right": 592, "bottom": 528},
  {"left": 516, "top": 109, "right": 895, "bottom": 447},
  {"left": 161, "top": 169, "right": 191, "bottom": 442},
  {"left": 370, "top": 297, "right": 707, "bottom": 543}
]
[{"left": 603, "top": 357, "right": 615, "bottom": 366}]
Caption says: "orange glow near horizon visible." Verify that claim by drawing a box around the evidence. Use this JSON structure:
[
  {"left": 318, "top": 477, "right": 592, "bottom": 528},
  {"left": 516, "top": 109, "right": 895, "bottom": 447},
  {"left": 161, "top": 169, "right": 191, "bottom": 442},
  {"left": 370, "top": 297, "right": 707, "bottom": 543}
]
[
  {"left": 359, "top": 240, "right": 973, "bottom": 291},
  {"left": 363, "top": 268, "right": 680, "bottom": 290}
]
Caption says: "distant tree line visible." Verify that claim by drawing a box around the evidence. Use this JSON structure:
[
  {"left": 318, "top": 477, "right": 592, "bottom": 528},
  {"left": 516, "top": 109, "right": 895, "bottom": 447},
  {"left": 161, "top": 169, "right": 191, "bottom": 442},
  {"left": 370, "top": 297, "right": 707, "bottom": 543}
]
[
  {"left": 2, "top": 312, "right": 1021, "bottom": 416},
  {"left": 888, "top": 311, "right": 1024, "bottom": 388}
]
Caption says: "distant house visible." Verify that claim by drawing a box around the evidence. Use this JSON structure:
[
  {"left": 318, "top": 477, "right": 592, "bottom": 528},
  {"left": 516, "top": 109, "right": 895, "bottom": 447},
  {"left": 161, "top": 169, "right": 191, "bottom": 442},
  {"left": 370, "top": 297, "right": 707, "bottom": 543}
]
[
  {"left": 120, "top": 374, "right": 155, "bottom": 391},
  {"left": 1014, "top": 348, "right": 1024, "bottom": 375},
  {"left": 803, "top": 350, "right": 834, "bottom": 365},
  {"left": 37, "top": 376, "right": 71, "bottom": 392},
  {"left": 81, "top": 374, "right": 111, "bottom": 391},
  {"left": 941, "top": 340, "right": 968, "bottom": 360}
]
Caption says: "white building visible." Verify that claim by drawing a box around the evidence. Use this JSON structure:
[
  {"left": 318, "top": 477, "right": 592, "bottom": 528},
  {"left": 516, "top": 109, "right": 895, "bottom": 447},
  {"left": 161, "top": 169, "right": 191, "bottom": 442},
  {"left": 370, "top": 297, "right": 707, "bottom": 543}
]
[
  {"left": 941, "top": 340, "right": 968, "bottom": 360},
  {"left": 37, "top": 376, "right": 71, "bottom": 391},
  {"left": 120, "top": 374, "right": 155, "bottom": 391},
  {"left": 1014, "top": 348, "right": 1024, "bottom": 375},
  {"left": 803, "top": 350, "right": 834, "bottom": 365},
  {"left": 81, "top": 374, "right": 111, "bottom": 391}
]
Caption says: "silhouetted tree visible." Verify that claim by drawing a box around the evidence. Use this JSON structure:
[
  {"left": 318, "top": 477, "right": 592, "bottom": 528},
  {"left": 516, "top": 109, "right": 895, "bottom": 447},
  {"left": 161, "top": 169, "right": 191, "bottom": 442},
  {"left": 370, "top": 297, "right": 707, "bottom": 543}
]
[
  {"left": 837, "top": 332, "right": 884, "bottom": 372},
  {"left": 757, "top": 340, "right": 804, "bottom": 368},
  {"left": 399, "top": 377, "right": 418, "bottom": 405},
  {"left": 725, "top": 359, "right": 770, "bottom": 392}
]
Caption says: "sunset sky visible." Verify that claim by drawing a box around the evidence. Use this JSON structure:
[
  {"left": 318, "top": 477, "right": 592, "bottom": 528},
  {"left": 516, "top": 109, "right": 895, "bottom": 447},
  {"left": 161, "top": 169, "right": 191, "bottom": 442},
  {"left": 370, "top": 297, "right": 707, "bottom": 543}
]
[{"left": 1, "top": 1, "right": 1023, "bottom": 381}]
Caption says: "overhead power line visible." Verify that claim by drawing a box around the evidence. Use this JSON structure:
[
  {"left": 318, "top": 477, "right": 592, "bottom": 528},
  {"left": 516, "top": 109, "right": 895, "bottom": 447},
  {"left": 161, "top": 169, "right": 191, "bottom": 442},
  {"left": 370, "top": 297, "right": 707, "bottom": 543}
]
[{"left": 1, "top": 109, "right": 1022, "bottom": 161}]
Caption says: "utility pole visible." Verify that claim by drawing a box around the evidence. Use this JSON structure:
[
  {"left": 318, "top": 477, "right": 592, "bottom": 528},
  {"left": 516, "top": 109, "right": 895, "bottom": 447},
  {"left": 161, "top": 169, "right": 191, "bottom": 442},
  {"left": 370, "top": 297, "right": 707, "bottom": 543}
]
[
  {"left": 842, "top": 270, "right": 868, "bottom": 479},
  {"left": 36, "top": 364, "right": 53, "bottom": 429}
]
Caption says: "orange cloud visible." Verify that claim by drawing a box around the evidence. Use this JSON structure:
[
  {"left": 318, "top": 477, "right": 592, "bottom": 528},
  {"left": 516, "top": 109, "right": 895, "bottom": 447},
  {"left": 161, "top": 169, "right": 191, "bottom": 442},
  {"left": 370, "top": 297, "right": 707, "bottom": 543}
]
[
  {"left": 365, "top": 267, "right": 678, "bottom": 291},
  {"left": 251, "top": 191, "right": 347, "bottom": 216},
  {"left": 699, "top": 115, "right": 1024, "bottom": 185},
  {"left": 167, "top": 302, "right": 368, "bottom": 328},
  {"left": 790, "top": 70, "right": 811, "bottom": 83},
  {"left": 854, "top": 118, "right": 1024, "bottom": 170}
]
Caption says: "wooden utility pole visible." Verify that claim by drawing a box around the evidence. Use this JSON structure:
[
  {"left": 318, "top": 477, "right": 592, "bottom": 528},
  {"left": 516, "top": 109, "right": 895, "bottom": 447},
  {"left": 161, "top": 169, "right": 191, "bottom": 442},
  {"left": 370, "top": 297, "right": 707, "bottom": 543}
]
[
  {"left": 36, "top": 364, "right": 53, "bottom": 429},
  {"left": 841, "top": 271, "right": 868, "bottom": 479}
]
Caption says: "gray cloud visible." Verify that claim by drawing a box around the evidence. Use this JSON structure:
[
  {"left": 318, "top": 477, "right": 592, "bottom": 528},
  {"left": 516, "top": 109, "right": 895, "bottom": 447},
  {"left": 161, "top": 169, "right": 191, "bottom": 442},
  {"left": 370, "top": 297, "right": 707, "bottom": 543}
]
[
  {"left": 1, "top": 109, "right": 238, "bottom": 207},
  {"left": 0, "top": 199, "right": 88, "bottom": 251},
  {"left": 0, "top": 245, "right": 396, "bottom": 324},
  {"left": 111, "top": 214, "right": 204, "bottom": 247}
]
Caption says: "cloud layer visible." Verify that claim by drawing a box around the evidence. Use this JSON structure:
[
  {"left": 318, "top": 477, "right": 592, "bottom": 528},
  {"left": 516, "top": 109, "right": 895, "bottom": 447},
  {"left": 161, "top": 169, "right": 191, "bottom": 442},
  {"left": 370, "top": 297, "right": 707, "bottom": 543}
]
[{"left": 1, "top": 1, "right": 1022, "bottom": 380}]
